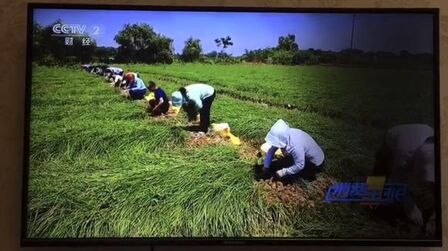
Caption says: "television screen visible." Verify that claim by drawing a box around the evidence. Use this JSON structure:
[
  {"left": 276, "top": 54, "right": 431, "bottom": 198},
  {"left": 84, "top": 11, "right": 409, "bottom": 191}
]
[{"left": 22, "top": 4, "right": 442, "bottom": 246}]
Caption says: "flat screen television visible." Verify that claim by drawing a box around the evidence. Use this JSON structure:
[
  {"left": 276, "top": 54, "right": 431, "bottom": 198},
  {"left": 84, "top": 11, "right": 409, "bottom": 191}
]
[{"left": 22, "top": 3, "right": 442, "bottom": 246}]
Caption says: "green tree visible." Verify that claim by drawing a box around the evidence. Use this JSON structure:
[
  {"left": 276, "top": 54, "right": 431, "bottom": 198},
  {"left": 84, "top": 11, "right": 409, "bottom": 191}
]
[
  {"left": 114, "top": 23, "right": 174, "bottom": 64},
  {"left": 93, "top": 47, "right": 117, "bottom": 63},
  {"left": 181, "top": 37, "right": 202, "bottom": 62},
  {"left": 277, "top": 34, "right": 299, "bottom": 51},
  {"left": 214, "top": 36, "right": 233, "bottom": 59}
]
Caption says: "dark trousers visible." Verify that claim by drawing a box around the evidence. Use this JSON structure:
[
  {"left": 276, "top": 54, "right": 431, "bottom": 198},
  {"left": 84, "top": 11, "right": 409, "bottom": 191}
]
[
  {"left": 259, "top": 155, "right": 325, "bottom": 184},
  {"left": 149, "top": 100, "right": 170, "bottom": 116},
  {"left": 199, "top": 92, "right": 216, "bottom": 132},
  {"left": 373, "top": 143, "right": 392, "bottom": 176},
  {"left": 129, "top": 89, "right": 147, "bottom": 100}
]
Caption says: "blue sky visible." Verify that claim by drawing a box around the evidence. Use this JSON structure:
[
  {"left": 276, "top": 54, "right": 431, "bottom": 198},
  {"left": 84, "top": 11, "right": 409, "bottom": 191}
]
[{"left": 34, "top": 9, "right": 434, "bottom": 56}]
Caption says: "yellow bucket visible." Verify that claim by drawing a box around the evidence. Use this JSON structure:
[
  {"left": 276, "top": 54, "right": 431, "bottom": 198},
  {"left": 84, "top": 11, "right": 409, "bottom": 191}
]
[{"left": 211, "top": 123, "right": 241, "bottom": 145}]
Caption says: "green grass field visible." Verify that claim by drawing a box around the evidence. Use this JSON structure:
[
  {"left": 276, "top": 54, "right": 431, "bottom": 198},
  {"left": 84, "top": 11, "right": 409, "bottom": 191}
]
[{"left": 26, "top": 63, "right": 433, "bottom": 238}]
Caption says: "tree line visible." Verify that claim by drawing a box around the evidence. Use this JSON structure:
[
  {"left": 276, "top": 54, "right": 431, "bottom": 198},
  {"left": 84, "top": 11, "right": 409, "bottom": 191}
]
[{"left": 33, "top": 21, "right": 433, "bottom": 69}]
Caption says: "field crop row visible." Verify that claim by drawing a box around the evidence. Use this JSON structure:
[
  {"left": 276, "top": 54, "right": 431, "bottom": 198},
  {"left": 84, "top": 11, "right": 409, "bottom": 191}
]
[
  {"left": 26, "top": 65, "right": 412, "bottom": 239},
  {"left": 125, "top": 63, "right": 434, "bottom": 129}
]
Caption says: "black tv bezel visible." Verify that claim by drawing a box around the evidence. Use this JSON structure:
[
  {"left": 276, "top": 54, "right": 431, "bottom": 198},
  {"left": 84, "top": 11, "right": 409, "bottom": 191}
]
[{"left": 22, "top": 3, "right": 442, "bottom": 247}]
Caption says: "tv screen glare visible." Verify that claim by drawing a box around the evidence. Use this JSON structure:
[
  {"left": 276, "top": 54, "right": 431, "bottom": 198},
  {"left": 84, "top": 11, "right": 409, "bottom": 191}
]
[{"left": 22, "top": 4, "right": 442, "bottom": 246}]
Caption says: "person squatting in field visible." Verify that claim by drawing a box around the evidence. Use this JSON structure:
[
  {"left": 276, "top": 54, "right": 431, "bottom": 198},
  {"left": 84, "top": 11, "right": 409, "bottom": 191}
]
[
  {"left": 262, "top": 119, "right": 325, "bottom": 183},
  {"left": 121, "top": 72, "right": 147, "bottom": 100},
  {"left": 147, "top": 81, "right": 170, "bottom": 116},
  {"left": 373, "top": 124, "right": 435, "bottom": 236},
  {"left": 171, "top": 83, "right": 216, "bottom": 133},
  {"left": 118, "top": 71, "right": 141, "bottom": 89},
  {"left": 104, "top": 66, "right": 124, "bottom": 84},
  {"left": 112, "top": 73, "right": 124, "bottom": 88},
  {"left": 90, "top": 64, "right": 109, "bottom": 75}
]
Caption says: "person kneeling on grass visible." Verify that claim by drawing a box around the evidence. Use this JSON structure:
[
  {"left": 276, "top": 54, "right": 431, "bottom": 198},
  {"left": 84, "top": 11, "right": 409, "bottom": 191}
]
[
  {"left": 262, "top": 119, "right": 325, "bottom": 182},
  {"left": 120, "top": 72, "right": 140, "bottom": 89},
  {"left": 123, "top": 73, "right": 147, "bottom": 100},
  {"left": 147, "top": 81, "right": 169, "bottom": 116},
  {"left": 171, "top": 83, "right": 216, "bottom": 133}
]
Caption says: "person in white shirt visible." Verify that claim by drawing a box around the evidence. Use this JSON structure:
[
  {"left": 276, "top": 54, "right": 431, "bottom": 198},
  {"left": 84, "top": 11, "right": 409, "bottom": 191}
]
[
  {"left": 113, "top": 74, "right": 123, "bottom": 87},
  {"left": 374, "top": 124, "right": 435, "bottom": 234},
  {"left": 104, "top": 67, "right": 124, "bottom": 83},
  {"left": 107, "top": 67, "right": 124, "bottom": 76},
  {"left": 171, "top": 83, "right": 216, "bottom": 133},
  {"left": 263, "top": 119, "right": 325, "bottom": 182},
  {"left": 383, "top": 124, "right": 433, "bottom": 171}
]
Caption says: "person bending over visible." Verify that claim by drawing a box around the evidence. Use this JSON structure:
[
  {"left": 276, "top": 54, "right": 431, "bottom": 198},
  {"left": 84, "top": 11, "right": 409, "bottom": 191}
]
[
  {"left": 262, "top": 119, "right": 325, "bottom": 182},
  {"left": 171, "top": 83, "right": 216, "bottom": 133}
]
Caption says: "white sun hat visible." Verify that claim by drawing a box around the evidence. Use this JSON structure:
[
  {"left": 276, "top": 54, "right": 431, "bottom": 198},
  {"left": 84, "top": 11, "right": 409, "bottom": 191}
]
[
  {"left": 171, "top": 91, "right": 185, "bottom": 107},
  {"left": 265, "top": 119, "right": 290, "bottom": 148}
]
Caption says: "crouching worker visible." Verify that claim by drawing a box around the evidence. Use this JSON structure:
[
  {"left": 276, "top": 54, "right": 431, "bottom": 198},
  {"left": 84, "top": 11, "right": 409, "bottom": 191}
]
[
  {"left": 147, "top": 81, "right": 169, "bottom": 116},
  {"left": 122, "top": 73, "right": 147, "bottom": 100},
  {"left": 262, "top": 119, "right": 325, "bottom": 183},
  {"left": 171, "top": 83, "right": 216, "bottom": 133},
  {"left": 112, "top": 73, "right": 124, "bottom": 88},
  {"left": 105, "top": 67, "right": 124, "bottom": 81},
  {"left": 373, "top": 124, "right": 435, "bottom": 236}
]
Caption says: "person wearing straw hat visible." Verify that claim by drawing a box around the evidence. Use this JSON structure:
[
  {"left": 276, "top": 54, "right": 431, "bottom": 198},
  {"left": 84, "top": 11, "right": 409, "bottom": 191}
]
[{"left": 262, "top": 119, "right": 325, "bottom": 182}]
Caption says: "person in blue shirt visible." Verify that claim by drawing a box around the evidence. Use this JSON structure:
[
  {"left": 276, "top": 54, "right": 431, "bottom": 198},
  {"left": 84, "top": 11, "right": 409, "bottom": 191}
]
[
  {"left": 171, "top": 83, "right": 216, "bottom": 133},
  {"left": 124, "top": 73, "right": 147, "bottom": 100},
  {"left": 262, "top": 119, "right": 325, "bottom": 182},
  {"left": 147, "top": 81, "right": 169, "bottom": 116}
]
